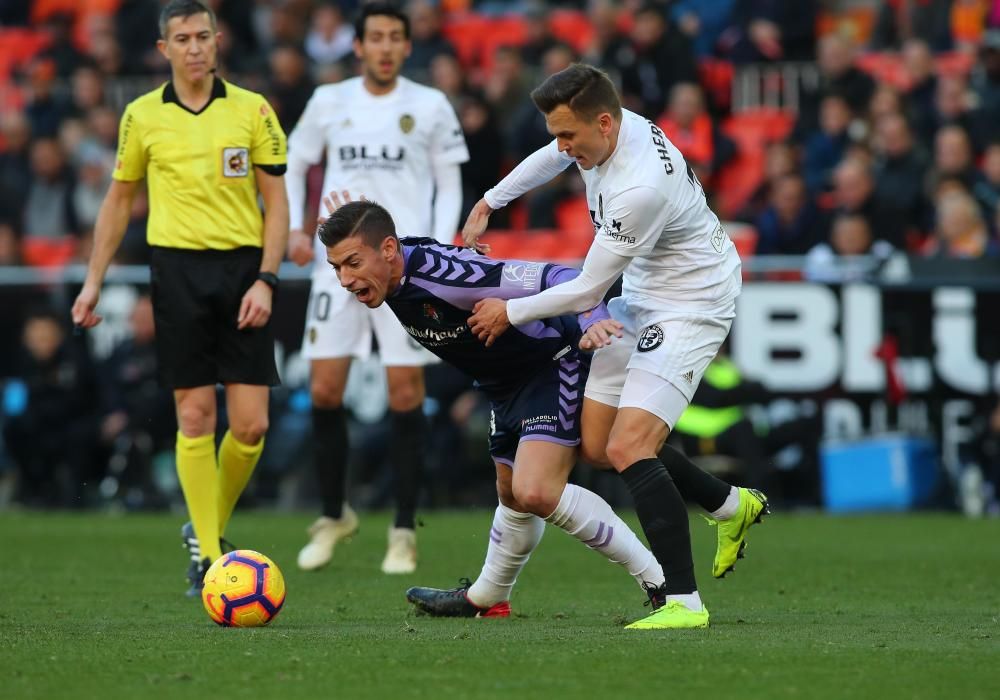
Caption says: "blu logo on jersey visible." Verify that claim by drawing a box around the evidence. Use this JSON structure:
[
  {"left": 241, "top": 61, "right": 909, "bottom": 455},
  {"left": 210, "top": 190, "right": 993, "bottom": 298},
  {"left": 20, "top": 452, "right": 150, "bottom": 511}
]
[{"left": 338, "top": 145, "right": 406, "bottom": 162}]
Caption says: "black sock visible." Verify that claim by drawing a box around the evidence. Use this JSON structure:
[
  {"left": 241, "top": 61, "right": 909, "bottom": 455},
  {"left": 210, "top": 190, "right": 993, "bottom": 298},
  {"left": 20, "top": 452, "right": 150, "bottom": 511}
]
[
  {"left": 619, "top": 458, "right": 697, "bottom": 595},
  {"left": 390, "top": 407, "right": 426, "bottom": 529},
  {"left": 312, "top": 407, "right": 348, "bottom": 520},
  {"left": 658, "top": 444, "right": 731, "bottom": 513}
]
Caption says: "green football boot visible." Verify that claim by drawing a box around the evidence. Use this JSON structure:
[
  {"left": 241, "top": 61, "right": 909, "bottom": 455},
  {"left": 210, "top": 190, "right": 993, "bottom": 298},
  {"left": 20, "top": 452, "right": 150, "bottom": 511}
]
[
  {"left": 711, "top": 487, "right": 770, "bottom": 578},
  {"left": 625, "top": 600, "right": 710, "bottom": 630}
]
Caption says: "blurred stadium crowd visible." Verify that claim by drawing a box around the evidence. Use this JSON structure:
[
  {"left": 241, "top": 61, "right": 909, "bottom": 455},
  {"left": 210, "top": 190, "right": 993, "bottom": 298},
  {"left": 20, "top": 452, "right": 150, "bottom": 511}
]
[{"left": 2, "top": 0, "right": 1000, "bottom": 513}]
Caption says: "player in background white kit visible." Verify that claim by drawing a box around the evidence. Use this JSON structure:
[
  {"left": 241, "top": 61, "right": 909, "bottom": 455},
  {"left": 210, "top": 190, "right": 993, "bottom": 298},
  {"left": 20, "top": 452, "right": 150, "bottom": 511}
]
[
  {"left": 465, "top": 64, "right": 769, "bottom": 629},
  {"left": 285, "top": 3, "right": 469, "bottom": 575}
]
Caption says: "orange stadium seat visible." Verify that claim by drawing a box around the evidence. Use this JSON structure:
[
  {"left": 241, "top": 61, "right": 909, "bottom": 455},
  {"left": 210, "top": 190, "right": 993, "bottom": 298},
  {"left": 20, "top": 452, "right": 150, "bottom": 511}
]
[
  {"left": 936, "top": 51, "right": 975, "bottom": 77},
  {"left": 857, "top": 51, "right": 975, "bottom": 91},
  {"left": 714, "top": 109, "right": 794, "bottom": 219},
  {"left": 698, "top": 59, "right": 734, "bottom": 113},
  {"left": 555, "top": 195, "right": 594, "bottom": 241},
  {"left": 714, "top": 149, "right": 764, "bottom": 220},
  {"left": 479, "top": 16, "right": 529, "bottom": 73},
  {"left": 20, "top": 237, "right": 77, "bottom": 268},
  {"left": 548, "top": 10, "right": 595, "bottom": 55},
  {"left": 856, "top": 52, "right": 908, "bottom": 89},
  {"left": 0, "top": 28, "right": 51, "bottom": 80},
  {"left": 31, "top": 0, "right": 119, "bottom": 22},
  {"left": 441, "top": 13, "right": 492, "bottom": 69}
]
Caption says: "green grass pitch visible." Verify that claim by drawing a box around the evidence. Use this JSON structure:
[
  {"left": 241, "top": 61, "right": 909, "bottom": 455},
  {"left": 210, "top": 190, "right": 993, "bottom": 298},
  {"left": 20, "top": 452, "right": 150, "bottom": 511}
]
[{"left": 1, "top": 510, "right": 997, "bottom": 699}]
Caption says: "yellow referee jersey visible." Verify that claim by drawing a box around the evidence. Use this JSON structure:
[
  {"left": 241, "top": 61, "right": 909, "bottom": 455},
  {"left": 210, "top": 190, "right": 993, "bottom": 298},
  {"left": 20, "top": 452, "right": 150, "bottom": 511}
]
[{"left": 113, "top": 77, "right": 287, "bottom": 250}]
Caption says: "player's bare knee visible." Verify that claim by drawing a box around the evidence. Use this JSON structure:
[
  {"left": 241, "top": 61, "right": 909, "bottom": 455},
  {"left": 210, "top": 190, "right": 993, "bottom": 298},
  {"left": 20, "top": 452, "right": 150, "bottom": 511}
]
[
  {"left": 387, "top": 381, "right": 423, "bottom": 412},
  {"left": 511, "top": 482, "right": 559, "bottom": 518},
  {"left": 231, "top": 416, "right": 268, "bottom": 445},
  {"left": 605, "top": 436, "right": 645, "bottom": 472},
  {"left": 310, "top": 382, "right": 345, "bottom": 409},
  {"left": 580, "top": 438, "right": 610, "bottom": 467},
  {"left": 176, "top": 403, "right": 215, "bottom": 438},
  {"left": 496, "top": 479, "right": 519, "bottom": 509}
]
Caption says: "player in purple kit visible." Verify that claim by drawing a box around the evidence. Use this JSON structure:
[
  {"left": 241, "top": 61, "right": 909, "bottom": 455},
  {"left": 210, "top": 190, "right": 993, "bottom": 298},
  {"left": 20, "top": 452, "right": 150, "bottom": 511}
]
[{"left": 316, "top": 192, "right": 666, "bottom": 617}]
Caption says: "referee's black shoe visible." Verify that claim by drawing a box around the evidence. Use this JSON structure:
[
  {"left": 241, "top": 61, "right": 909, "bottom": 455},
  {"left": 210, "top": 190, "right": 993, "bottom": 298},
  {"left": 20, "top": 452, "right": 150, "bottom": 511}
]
[
  {"left": 406, "top": 578, "right": 511, "bottom": 618},
  {"left": 186, "top": 557, "right": 212, "bottom": 598},
  {"left": 181, "top": 522, "right": 236, "bottom": 597}
]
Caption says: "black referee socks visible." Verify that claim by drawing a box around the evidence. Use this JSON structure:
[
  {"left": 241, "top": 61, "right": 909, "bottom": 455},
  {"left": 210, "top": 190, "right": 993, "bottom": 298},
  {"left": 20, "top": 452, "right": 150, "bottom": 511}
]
[{"left": 620, "top": 458, "right": 697, "bottom": 595}]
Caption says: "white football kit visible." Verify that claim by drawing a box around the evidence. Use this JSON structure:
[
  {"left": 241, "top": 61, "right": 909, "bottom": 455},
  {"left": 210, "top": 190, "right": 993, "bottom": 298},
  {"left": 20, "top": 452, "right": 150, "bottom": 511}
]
[
  {"left": 286, "top": 76, "right": 469, "bottom": 364},
  {"left": 485, "top": 109, "right": 742, "bottom": 428}
]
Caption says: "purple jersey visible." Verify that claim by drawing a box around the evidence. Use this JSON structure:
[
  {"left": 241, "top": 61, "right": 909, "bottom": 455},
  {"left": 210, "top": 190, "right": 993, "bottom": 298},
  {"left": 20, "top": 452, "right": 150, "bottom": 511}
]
[{"left": 387, "top": 238, "right": 608, "bottom": 395}]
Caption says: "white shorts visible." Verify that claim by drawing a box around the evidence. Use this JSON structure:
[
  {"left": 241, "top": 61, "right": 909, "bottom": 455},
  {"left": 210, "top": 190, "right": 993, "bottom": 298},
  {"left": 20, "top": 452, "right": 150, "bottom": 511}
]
[
  {"left": 584, "top": 295, "right": 735, "bottom": 429},
  {"left": 301, "top": 270, "right": 438, "bottom": 366}
]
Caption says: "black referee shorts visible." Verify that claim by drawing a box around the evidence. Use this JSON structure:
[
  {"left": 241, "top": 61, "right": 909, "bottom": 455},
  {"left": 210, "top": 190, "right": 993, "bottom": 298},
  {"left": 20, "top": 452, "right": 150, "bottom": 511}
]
[{"left": 150, "top": 246, "right": 279, "bottom": 389}]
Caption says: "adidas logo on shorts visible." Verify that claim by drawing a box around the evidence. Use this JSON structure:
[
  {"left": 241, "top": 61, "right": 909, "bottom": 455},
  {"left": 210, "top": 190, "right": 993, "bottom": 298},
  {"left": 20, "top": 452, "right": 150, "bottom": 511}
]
[{"left": 681, "top": 370, "right": 694, "bottom": 384}]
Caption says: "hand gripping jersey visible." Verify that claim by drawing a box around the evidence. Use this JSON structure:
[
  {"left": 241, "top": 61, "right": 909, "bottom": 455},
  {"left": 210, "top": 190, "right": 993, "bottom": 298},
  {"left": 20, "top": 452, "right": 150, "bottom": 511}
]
[{"left": 387, "top": 239, "right": 608, "bottom": 396}]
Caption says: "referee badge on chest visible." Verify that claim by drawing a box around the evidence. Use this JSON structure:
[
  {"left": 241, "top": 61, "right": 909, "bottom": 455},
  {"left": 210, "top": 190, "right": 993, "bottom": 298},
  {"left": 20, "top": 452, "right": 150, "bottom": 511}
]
[{"left": 223, "top": 147, "right": 249, "bottom": 177}]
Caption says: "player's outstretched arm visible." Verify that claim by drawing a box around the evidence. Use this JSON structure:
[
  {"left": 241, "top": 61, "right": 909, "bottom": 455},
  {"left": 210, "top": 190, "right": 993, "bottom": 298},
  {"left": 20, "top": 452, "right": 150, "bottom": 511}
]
[
  {"left": 462, "top": 197, "right": 494, "bottom": 253},
  {"left": 462, "top": 140, "right": 573, "bottom": 251},
  {"left": 72, "top": 179, "right": 140, "bottom": 329},
  {"left": 469, "top": 244, "right": 629, "bottom": 346},
  {"left": 479, "top": 184, "right": 667, "bottom": 343}
]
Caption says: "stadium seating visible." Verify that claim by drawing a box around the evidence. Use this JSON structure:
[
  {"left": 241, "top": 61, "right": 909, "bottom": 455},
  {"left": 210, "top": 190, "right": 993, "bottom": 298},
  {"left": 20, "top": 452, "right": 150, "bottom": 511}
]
[
  {"left": 0, "top": 28, "right": 51, "bottom": 82},
  {"left": 548, "top": 10, "right": 595, "bottom": 55},
  {"left": 856, "top": 50, "right": 975, "bottom": 90},
  {"left": 20, "top": 237, "right": 77, "bottom": 268},
  {"left": 714, "top": 108, "right": 795, "bottom": 219}
]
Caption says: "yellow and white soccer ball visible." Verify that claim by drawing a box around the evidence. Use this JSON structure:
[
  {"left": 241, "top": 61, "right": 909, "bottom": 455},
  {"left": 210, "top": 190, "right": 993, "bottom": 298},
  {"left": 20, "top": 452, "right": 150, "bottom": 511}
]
[{"left": 201, "top": 549, "right": 286, "bottom": 627}]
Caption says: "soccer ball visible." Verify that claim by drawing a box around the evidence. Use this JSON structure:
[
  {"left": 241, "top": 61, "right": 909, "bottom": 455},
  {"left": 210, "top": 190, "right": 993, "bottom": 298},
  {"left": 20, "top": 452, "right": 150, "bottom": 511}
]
[{"left": 201, "top": 550, "right": 286, "bottom": 627}]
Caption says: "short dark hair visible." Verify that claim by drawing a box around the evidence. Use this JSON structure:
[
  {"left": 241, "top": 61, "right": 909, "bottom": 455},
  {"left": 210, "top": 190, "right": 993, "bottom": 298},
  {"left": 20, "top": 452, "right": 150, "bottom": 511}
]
[
  {"left": 530, "top": 63, "right": 622, "bottom": 121},
  {"left": 318, "top": 200, "right": 397, "bottom": 249},
  {"left": 159, "top": 0, "right": 216, "bottom": 39},
  {"left": 355, "top": 2, "right": 411, "bottom": 41}
]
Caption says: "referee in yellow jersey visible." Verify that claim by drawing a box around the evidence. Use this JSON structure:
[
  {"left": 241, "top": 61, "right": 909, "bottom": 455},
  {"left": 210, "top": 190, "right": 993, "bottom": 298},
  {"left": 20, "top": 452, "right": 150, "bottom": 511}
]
[{"left": 72, "top": 0, "right": 289, "bottom": 596}]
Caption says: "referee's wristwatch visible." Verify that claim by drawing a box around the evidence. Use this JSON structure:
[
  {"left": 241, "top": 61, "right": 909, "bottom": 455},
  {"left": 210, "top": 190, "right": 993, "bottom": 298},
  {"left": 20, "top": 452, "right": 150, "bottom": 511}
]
[{"left": 257, "top": 271, "right": 279, "bottom": 291}]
